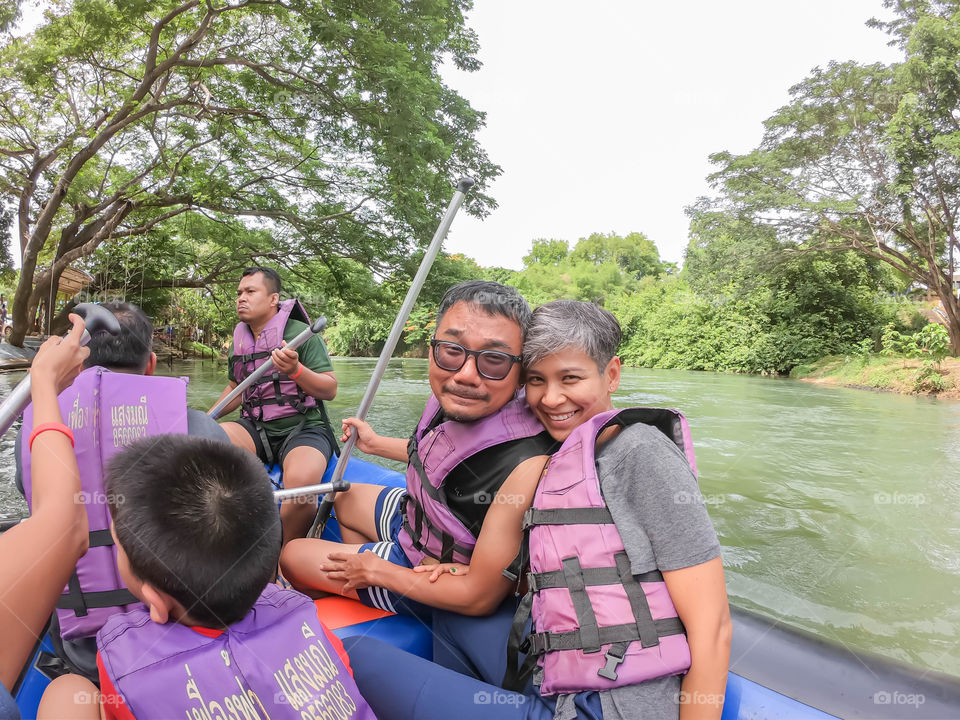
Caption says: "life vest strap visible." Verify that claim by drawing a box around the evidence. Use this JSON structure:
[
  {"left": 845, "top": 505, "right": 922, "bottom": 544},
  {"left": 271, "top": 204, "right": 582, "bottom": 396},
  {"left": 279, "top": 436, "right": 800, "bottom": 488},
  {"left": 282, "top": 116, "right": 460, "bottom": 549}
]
[
  {"left": 615, "top": 552, "right": 661, "bottom": 649},
  {"left": 400, "top": 493, "right": 474, "bottom": 563},
  {"left": 526, "top": 617, "right": 685, "bottom": 655},
  {"left": 502, "top": 591, "right": 536, "bottom": 692},
  {"left": 563, "top": 557, "right": 602, "bottom": 652},
  {"left": 407, "top": 443, "right": 447, "bottom": 504},
  {"left": 54, "top": 528, "right": 136, "bottom": 618},
  {"left": 241, "top": 390, "right": 312, "bottom": 413},
  {"left": 88, "top": 529, "right": 114, "bottom": 547},
  {"left": 522, "top": 506, "right": 614, "bottom": 530},
  {"left": 57, "top": 587, "right": 138, "bottom": 614},
  {"left": 528, "top": 565, "right": 663, "bottom": 592},
  {"left": 237, "top": 350, "right": 272, "bottom": 364}
]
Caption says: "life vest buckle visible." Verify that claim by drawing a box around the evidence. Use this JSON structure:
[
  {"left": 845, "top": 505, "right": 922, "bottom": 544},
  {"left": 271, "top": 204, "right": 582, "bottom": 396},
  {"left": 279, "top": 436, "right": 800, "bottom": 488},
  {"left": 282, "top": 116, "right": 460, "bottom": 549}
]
[
  {"left": 597, "top": 645, "right": 627, "bottom": 681},
  {"left": 527, "top": 633, "right": 552, "bottom": 654},
  {"left": 521, "top": 508, "right": 535, "bottom": 530}
]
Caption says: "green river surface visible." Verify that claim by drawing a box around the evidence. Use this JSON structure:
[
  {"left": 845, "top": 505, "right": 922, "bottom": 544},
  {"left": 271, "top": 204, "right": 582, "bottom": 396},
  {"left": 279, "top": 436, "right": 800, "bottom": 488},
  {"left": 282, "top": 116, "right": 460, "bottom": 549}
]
[{"left": 2, "top": 356, "right": 959, "bottom": 677}]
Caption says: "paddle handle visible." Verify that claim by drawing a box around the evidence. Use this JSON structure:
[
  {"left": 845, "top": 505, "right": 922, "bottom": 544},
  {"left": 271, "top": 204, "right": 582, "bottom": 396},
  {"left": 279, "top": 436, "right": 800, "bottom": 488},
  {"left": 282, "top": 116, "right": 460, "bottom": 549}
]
[
  {"left": 273, "top": 478, "right": 350, "bottom": 502},
  {"left": 308, "top": 177, "right": 475, "bottom": 537}
]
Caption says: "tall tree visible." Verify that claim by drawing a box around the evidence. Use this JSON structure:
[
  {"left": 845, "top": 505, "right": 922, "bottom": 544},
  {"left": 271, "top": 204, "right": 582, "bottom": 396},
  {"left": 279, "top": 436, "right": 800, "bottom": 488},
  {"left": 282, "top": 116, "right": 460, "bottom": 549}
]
[
  {"left": 0, "top": 0, "right": 497, "bottom": 343},
  {"left": 522, "top": 238, "right": 568, "bottom": 267},
  {"left": 569, "top": 231, "right": 664, "bottom": 280},
  {"left": 706, "top": 0, "right": 960, "bottom": 353}
]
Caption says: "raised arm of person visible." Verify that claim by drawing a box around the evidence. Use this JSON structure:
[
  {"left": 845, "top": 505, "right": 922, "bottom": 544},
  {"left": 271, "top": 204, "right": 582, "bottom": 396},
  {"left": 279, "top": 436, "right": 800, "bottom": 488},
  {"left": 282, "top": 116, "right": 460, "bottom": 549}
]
[
  {"left": 340, "top": 418, "right": 409, "bottom": 463},
  {"left": 0, "top": 315, "right": 90, "bottom": 691},
  {"left": 322, "top": 454, "right": 548, "bottom": 615}
]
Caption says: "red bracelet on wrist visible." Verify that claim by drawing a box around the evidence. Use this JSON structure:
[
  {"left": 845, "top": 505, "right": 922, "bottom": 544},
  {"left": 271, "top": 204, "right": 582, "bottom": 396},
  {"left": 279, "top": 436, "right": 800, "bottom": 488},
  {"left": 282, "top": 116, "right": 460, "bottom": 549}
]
[
  {"left": 29, "top": 422, "right": 75, "bottom": 451},
  {"left": 289, "top": 363, "right": 304, "bottom": 380}
]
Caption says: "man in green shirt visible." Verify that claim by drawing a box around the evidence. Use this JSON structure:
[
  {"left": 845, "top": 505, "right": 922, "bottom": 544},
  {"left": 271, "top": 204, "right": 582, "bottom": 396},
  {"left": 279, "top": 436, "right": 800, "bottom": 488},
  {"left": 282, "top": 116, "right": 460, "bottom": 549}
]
[{"left": 212, "top": 267, "right": 338, "bottom": 545}]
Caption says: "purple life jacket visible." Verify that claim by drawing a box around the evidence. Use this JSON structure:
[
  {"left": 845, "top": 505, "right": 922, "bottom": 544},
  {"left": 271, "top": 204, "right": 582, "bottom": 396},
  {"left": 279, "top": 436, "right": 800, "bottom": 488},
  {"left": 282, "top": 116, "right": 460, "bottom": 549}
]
[
  {"left": 96, "top": 585, "right": 375, "bottom": 720},
  {"left": 232, "top": 299, "right": 318, "bottom": 423},
  {"left": 398, "top": 393, "right": 545, "bottom": 565},
  {"left": 509, "top": 407, "right": 697, "bottom": 696},
  {"left": 20, "top": 367, "right": 189, "bottom": 640}
]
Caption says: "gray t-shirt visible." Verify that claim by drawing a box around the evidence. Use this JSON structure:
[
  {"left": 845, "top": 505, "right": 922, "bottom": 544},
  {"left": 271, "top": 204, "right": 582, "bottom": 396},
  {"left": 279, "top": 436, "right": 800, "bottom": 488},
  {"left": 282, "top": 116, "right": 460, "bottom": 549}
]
[
  {"left": 590, "top": 422, "right": 721, "bottom": 720},
  {"left": 185, "top": 407, "right": 229, "bottom": 442}
]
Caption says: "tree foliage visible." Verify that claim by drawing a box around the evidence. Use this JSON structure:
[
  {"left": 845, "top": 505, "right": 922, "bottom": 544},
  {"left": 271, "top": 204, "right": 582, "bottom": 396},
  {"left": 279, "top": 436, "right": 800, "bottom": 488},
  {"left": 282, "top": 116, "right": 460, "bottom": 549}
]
[
  {"left": 501, "top": 231, "right": 667, "bottom": 306},
  {"left": 0, "top": 0, "right": 497, "bottom": 343},
  {"left": 705, "top": 0, "right": 960, "bottom": 353},
  {"left": 599, "top": 210, "right": 903, "bottom": 374}
]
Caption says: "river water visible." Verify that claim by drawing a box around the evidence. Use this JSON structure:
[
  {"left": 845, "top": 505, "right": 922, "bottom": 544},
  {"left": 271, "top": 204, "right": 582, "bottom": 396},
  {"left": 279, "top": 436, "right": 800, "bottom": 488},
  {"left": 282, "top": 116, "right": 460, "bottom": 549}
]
[{"left": 2, "top": 356, "right": 959, "bottom": 676}]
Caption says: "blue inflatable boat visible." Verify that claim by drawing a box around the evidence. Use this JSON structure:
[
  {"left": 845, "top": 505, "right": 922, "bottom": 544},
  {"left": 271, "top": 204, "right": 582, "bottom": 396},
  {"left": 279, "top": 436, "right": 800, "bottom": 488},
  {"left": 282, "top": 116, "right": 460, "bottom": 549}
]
[{"left": 12, "top": 455, "right": 960, "bottom": 719}]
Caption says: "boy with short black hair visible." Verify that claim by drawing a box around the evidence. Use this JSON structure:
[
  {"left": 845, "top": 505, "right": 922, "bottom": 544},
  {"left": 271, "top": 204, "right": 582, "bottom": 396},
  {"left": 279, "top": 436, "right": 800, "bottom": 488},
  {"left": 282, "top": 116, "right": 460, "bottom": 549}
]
[
  {"left": 39, "top": 435, "right": 374, "bottom": 720},
  {"left": 105, "top": 435, "right": 280, "bottom": 628}
]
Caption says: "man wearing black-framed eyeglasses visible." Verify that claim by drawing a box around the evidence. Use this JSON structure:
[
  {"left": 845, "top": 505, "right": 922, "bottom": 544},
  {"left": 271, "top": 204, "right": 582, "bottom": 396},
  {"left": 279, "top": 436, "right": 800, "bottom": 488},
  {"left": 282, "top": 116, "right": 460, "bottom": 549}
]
[
  {"left": 429, "top": 339, "right": 522, "bottom": 382},
  {"left": 281, "top": 280, "right": 559, "bottom": 621}
]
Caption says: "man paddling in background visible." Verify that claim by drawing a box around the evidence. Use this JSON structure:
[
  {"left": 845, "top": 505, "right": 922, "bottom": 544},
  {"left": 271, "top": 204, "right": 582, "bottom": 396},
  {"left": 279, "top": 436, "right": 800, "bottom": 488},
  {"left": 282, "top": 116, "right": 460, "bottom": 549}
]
[
  {"left": 281, "top": 280, "right": 559, "bottom": 618},
  {"left": 212, "top": 267, "right": 339, "bottom": 545}
]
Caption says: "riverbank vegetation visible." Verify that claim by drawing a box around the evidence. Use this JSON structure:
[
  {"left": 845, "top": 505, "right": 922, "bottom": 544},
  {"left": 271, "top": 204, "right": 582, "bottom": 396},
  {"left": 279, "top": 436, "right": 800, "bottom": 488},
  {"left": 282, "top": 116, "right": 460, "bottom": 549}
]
[
  {"left": 791, "top": 321, "right": 958, "bottom": 396},
  {"left": 791, "top": 355, "right": 960, "bottom": 397}
]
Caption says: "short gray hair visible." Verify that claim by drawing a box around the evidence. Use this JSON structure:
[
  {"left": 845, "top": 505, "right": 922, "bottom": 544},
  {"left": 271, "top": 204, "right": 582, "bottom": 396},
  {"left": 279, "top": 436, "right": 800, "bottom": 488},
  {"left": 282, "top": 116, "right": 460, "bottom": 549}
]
[{"left": 523, "top": 300, "right": 622, "bottom": 373}]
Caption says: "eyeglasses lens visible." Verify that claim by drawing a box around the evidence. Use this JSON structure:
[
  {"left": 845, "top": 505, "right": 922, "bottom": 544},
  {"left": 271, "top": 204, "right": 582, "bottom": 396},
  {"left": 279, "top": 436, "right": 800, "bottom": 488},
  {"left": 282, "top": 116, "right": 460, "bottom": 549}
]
[
  {"left": 477, "top": 353, "right": 509, "bottom": 379},
  {"left": 433, "top": 341, "right": 512, "bottom": 380},
  {"left": 435, "top": 342, "right": 465, "bottom": 371}
]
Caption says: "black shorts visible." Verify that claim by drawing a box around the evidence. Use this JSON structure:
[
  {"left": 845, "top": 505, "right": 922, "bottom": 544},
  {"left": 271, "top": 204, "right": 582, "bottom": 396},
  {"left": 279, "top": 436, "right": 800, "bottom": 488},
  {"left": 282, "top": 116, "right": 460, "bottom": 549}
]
[{"left": 235, "top": 417, "right": 335, "bottom": 467}]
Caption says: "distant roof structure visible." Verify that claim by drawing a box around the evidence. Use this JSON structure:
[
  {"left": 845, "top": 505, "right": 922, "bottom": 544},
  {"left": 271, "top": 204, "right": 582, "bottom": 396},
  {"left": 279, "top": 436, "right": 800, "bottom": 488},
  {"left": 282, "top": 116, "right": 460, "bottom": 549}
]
[{"left": 56, "top": 267, "right": 94, "bottom": 296}]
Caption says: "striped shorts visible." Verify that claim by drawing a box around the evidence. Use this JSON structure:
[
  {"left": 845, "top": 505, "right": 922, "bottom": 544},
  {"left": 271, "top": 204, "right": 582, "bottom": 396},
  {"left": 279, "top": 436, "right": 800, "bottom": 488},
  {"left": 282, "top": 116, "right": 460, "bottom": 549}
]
[{"left": 356, "top": 486, "right": 433, "bottom": 622}]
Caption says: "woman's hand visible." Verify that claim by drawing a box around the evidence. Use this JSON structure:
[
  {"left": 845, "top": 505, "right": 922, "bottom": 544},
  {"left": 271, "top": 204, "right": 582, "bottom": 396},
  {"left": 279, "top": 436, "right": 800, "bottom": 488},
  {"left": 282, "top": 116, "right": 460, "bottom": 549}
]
[
  {"left": 321, "top": 550, "right": 387, "bottom": 592},
  {"left": 30, "top": 314, "right": 89, "bottom": 394},
  {"left": 412, "top": 563, "right": 470, "bottom": 583}
]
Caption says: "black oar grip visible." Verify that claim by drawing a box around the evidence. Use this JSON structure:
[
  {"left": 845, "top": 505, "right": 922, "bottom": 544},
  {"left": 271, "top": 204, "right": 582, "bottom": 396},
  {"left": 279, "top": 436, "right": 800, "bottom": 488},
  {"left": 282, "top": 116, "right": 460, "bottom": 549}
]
[{"left": 72, "top": 302, "right": 121, "bottom": 338}]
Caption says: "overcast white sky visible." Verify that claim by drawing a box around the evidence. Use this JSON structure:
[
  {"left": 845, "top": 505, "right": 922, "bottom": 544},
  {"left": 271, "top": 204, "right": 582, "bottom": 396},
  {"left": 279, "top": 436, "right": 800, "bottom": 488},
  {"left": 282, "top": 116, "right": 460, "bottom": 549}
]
[
  {"left": 14, "top": 1, "right": 903, "bottom": 272},
  {"left": 440, "top": 0, "right": 902, "bottom": 269}
]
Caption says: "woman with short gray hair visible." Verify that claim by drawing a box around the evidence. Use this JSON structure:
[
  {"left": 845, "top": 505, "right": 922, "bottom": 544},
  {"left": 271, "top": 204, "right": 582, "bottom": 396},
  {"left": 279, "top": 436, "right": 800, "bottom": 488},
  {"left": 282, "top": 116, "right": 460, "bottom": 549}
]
[{"left": 512, "top": 299, "right": 730, "bottom": 719}]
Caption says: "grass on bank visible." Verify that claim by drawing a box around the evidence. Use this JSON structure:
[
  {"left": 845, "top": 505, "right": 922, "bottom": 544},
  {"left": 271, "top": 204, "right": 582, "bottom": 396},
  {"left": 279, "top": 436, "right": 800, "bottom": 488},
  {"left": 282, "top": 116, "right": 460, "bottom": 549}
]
[
  {"left": 790, "top": 354, "right": 960, "bottom": 396},
  {"left": 185, "top": 340, "right": 221, "bottom": 358}
]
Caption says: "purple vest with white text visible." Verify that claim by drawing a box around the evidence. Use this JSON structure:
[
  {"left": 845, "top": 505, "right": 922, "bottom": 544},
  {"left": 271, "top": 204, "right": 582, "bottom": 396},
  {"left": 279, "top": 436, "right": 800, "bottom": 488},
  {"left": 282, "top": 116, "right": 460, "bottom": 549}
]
[
  {"left": 523, "top": 407, "right": 697, "bottom": 696},
  {"left": 21, "top": 367, "right": 189, "bottom": 640},
  {"left": 398, "top": 393, "right": 545, "bottom": 566},
  {"left": 97, "top": 585, "right": 375, "bottom": 720},
  {"left": 232, "top": 299, "right": 318, "bottom": 423}
]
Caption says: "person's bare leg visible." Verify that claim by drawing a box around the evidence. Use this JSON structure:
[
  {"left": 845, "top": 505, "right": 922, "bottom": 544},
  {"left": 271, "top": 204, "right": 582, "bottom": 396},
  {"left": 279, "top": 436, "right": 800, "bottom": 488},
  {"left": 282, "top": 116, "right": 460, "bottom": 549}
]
[
  {"left": 280, "top": 538, "right": 365, "bottom": 600},
  {"left": 220, "top": 421, "right": 257, "bottom": 454},
  {"left": 279, "top": 445, "right": 328, "bottom": 545},
  {"left": 333, "top": 483, "right": 389, "bottom": 544},
  {"left": 38, "top": 675, "right": 101, "bottom": 720}
]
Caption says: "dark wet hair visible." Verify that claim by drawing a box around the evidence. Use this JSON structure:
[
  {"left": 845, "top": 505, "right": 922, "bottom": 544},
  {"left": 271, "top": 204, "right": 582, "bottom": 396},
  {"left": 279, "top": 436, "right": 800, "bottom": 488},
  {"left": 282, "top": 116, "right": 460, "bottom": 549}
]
[
  {"left": 241, "top": 266, "right": 282, "bottom": 295},
  {"left": 85, "top": 302, "right": 152, "bottom": 373},
  {"left": 106, "top": 436, "right": 280, "bottom": 628},
  {"left": 436, "top": 280, "right": 531, "bottom": 335}
]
